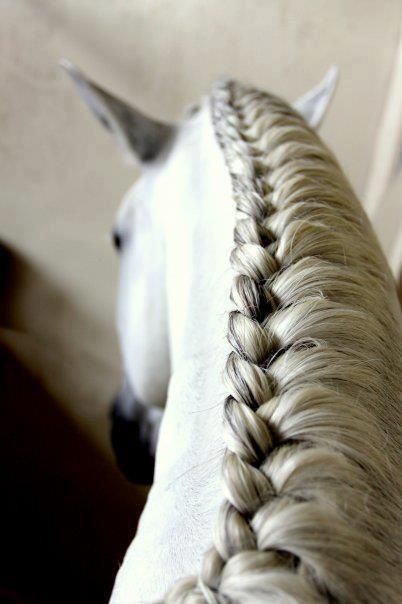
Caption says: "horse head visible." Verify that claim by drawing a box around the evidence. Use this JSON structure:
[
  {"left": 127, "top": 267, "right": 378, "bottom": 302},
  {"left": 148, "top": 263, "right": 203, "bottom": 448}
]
[{"left": 62, "top": 60, "right": 338, "bottom": 484}]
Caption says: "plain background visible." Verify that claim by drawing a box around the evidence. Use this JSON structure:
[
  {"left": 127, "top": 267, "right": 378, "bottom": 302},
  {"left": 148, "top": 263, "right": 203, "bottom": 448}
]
[{"left": 1, "top": 2, "right": 401, "bottom": 602}]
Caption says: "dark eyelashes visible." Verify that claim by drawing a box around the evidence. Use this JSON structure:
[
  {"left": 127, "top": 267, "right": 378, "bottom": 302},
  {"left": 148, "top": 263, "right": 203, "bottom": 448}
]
[{"left": 112, "top": 230, "right": 122, "bottom": 252}]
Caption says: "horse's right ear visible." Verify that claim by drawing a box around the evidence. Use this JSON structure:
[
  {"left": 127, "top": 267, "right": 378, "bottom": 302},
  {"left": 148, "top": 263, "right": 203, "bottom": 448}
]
[
  {"left": 60, "top": 59, "right": 175, "bottom": 165},
  {"left": 293, "top": 66, "right": 339, "bottom": 129}
]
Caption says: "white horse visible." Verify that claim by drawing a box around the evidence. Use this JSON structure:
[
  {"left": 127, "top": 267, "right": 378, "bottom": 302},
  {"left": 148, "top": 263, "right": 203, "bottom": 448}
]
[{"left": 63, "top": 62, "right": 401, "bottom": 604}]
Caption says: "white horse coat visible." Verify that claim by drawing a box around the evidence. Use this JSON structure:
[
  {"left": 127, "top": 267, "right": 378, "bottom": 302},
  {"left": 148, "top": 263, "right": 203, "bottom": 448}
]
[
  {"left": 112, "top": 102, "right": 234, "bottom": 601},
  {"left": 62, "top": 63, "right": 340, "bottom": 602}
]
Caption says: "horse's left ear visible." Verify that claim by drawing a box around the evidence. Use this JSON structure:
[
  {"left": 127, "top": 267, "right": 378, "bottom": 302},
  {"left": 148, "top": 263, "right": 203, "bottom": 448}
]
[
  {"left": 292, "top": 66, "right": 339, "bottom": 129},
  {"left": 60, "top": 59, "right": 175, "bottom": 164}
]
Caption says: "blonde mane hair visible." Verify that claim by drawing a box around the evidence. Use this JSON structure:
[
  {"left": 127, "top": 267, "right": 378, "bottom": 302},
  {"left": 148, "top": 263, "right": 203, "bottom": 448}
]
[{"left": 164, "top": 79, "right": 402, "bottom": 603}]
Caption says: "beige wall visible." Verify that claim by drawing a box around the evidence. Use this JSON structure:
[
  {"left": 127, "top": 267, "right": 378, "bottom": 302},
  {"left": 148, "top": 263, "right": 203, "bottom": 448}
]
[{"left": 1, "top": 1, "right": 401, "bottom": 456}]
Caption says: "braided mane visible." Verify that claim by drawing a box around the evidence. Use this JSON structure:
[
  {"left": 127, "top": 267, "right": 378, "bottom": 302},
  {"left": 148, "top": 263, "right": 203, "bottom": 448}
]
[{"left": 165, "top": 80, "right": 402, "bottom": 603}]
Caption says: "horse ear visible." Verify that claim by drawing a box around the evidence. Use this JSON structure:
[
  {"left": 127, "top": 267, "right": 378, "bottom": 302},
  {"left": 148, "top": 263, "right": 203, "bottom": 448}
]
[
  {"left": 292, "top": 66, "right": 339, "bottom": 129},
  {"left": 60, "top": 59, "right": 174, "bottom": 164}
]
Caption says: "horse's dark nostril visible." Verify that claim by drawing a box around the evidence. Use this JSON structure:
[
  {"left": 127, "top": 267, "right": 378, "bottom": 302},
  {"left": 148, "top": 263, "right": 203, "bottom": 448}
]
[{"left": 112, "top": 231, "right": 122, "bottom": 251}]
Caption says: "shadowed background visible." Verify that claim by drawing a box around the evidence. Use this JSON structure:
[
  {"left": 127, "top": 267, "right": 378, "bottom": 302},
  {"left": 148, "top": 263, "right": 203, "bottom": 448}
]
[{"left": 1, "top": 1, "right": 401, "bottom": 602}]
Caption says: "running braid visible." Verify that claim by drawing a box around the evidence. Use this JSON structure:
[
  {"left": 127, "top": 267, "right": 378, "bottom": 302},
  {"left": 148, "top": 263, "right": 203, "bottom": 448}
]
[{"left": 163, "top": 80, "right": 402, "bottom": 603}]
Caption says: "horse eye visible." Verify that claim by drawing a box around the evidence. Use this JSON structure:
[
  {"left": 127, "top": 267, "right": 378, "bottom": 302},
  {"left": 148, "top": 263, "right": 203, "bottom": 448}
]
[{"left": 112, "top": 230, "right": 122, "bottom": 251}]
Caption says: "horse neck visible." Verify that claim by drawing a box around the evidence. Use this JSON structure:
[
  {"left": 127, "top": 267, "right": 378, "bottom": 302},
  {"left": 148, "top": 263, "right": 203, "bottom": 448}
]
[
  {"left": 156, "top": 102, "right": 235, "bottom": 482},
  {"left": 163, "top": 103, "right": 234, "bottom": 367},
  {"left": 110, "top": 106, "right": 236, "bottom": 601}
]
